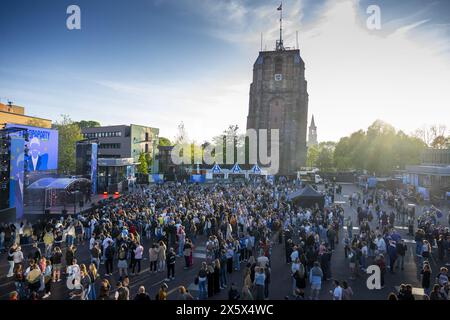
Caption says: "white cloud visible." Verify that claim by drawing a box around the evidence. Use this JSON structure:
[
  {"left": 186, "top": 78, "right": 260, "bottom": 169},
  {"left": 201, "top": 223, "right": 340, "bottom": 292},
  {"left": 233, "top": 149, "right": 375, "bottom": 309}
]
[{"left": 10, "top": 0, "right": 448, "bottom": 145}]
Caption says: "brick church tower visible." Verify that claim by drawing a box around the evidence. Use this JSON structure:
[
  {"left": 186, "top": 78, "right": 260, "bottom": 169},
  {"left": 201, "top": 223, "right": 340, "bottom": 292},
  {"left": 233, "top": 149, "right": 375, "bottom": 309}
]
[{"left": 246, "top": 4, "right": 309, "bottom": 175}]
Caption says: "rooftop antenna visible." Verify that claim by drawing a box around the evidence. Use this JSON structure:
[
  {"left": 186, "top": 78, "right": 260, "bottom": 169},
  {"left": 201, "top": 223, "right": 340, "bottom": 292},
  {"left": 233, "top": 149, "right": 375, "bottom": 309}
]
[
  {"left": 260, "top": 33, "right": 263, "bottom": 51},
  {"left": 276, "top": 2, "right": 285, "bottom": 51},
  {"left": 296, "top": 31, "right": 299, "bottom": 49}
]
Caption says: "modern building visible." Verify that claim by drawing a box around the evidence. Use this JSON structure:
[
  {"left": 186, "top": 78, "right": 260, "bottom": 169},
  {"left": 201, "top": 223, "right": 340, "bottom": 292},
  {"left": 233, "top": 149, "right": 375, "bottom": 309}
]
[
  {"left": 82, "top": 124, "right": 159, "bottom": 163},
  {"left": 405, "top": 148, "right": 450, "bottom": 202},
  {"left": 0, "top": 102, "right": 52, "bottom": 128},
  {"left": 307, "top": 115, "right": 318, "bottom": 147},
  {"left": 82, "top": 124, "right": 159, "bottom": 193},
  {"left": 246, "top": 9, "right": 308, "bottom": 175}
]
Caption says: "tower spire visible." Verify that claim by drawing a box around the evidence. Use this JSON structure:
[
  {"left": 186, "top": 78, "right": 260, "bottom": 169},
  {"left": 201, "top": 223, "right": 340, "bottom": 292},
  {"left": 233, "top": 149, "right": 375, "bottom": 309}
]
[
  {"left": 311, "top": 114, "right": 316, "bottom": 127},
  {"left": 276, "top": 2, "right": 284, "bottom": 51}
]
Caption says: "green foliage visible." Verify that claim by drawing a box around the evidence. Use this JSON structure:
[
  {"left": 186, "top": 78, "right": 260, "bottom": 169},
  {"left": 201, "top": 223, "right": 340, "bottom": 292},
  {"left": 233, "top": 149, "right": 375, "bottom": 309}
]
[
  {"left": 158, "top": 137, "right": 172, "bottom": 146},
  {"left": 307, "top": 142, "right": 335, "bottom": 172},
  {"left": 137, "top": 152, "right": 148, "bottom": 175},
  {"left": 333, "top": 120, "right": 426, "bottom": 175},
  {"left": 74, "top": 120, "right": 101, "bottom": 129},
  {"left": 306, "top": 144, "right": 319, "bottom": 168},
  {"left": 145, "top": 152, "right": 152, "bottom": 172},
  {"left": 53, "top": 115, "right": 83, "bottom": 175}
]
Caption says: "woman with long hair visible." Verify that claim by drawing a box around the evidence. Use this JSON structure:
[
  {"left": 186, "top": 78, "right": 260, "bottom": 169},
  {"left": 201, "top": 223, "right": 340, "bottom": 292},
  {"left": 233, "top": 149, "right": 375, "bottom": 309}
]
[
  {"left": 149, "top": 243, "right": 158, "bottom": 273},
  {"left": 42, "top": 259, "right": 52, "bottom": 299},
  {"left": 98, "top": 279, "right": 111, "bottom": 300},
  {"left": 88, "top": 263, "right": 99, "bottom": 300},
  {"left": 213, "top": 259, "right": 221, "bottom": 294},
  {"left": 241, "top": 285, "right": 254, "bottom": 300},
  {"left": 342, "top": 280, "right": 354, "bottom": 300},
  {"left": 197, "top": 262, "right": 208, "bottom": 300},
  {"left": 158, "top": 241, "right": 167, "bottom": 272},
  {"left": 207, "top": 264, "right": 215, "bottom": 298}
]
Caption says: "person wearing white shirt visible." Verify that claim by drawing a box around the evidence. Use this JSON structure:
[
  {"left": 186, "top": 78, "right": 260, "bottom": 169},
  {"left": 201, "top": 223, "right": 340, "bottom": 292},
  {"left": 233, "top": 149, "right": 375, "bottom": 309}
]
[
  {"left": 257, "top": 254, "right": 269, "bottom": 268},
  {"left": 89, "top": 236, "right": 96, "bottom": 251},
  {"left": 290, "top": 247, "right": 299, "bottom": 262},
  {"left": 361, "top": 243, "right": 369, "bottom": 271},
  {"left": 291, "top": 258, "right": 301, "bottom": 295},
  {"left": 102, "top": 236, "right": 112, "bottom": 262},
  {"left": 376, "top": 235, "right": 386, "bottom": 254}
]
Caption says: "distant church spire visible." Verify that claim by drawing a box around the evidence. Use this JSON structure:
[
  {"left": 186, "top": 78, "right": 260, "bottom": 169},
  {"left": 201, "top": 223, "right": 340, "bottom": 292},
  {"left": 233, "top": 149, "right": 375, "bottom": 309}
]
[
  {"left": 308, "top": 115, "right": 318, "bottom": 146},
  {"left": 276, "top": 2, "right": 285, "bottom": 51}
]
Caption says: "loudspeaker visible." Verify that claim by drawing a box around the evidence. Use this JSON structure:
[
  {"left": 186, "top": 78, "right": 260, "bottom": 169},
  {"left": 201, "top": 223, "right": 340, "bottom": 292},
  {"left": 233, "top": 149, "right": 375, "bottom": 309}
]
[{"left": 62, "top": 209, "right": 68, "bottom": 215}]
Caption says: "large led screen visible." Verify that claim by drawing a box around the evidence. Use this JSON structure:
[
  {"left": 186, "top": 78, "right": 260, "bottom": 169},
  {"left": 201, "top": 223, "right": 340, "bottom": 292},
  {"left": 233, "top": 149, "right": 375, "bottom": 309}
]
[{"left": 6, "top": 123, "right": 59, "bottom": 171}]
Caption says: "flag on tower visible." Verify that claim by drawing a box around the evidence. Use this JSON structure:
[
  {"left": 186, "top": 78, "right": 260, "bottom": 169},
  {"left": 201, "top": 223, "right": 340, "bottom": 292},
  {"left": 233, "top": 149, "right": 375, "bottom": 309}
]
[{"left": 277, "top": 3, "right": 282, "bottom": 11}]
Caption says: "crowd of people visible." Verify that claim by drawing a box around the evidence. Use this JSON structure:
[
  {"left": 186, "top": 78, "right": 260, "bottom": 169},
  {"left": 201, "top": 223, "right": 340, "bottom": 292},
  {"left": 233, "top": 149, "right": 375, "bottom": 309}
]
[{"left": 1, "top": 178, "right": 449, "bottom": 301}]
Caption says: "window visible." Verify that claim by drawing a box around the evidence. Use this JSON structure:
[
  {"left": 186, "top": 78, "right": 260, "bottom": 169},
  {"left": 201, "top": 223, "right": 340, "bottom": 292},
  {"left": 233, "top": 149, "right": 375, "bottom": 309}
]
[
  {"left": 275, "top": 58, "right": 283, "bottom": 74},
  {"left": 99, "top": 143, "right": 121, "bottom": 149}
]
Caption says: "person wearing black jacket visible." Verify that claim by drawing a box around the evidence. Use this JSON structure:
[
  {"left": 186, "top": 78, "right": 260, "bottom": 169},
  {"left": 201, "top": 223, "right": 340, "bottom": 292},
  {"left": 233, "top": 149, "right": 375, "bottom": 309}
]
[
  {"left": 166, "top": 247, "right": 176, "bottom": 281},
  {"left": 320, "top": 248, "right": 332, "bottom": 281},
  {"left": 134, "top": 286, "right": 151, "bottom": 300},
  {"left": 213, "top": 259, "right": 221, "bottom": 294},
  {"left": 395, "top": 240, "right": 407, "bottom": 271},
  {"left": 228, "top": 283, "right": 240, "bottom": 300},
  {"left": 104, "top": 241, "right": 115, "bottom": 276},
  {"left": 28, "top": 242, "right": 42, "bottom": 264}
]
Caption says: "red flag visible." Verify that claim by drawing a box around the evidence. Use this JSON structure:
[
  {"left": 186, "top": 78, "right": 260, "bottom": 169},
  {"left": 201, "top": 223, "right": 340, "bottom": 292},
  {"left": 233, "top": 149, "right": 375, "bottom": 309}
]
[{"left": 277, "top": 4, "right": 282, "bottom": 11}]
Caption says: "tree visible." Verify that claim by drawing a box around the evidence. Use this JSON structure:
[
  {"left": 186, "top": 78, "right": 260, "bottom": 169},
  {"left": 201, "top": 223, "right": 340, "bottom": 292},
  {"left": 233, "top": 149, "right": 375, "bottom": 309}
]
[
  {"left": 53, "top": 115, "right": 83, "bottom": 175},
  {"left": 316, "top": 142, "right": 335, "bottom": 172},
  {"left": 413, "top": 124, "right": 447, "bottom": 147},
  {"left": 334, "top": 120, "right": 426, "bottom": 175},
  {"left": 137, "top": 152, "right": 148, "bottom": 175},
  {"left": 145, "top": 152, "right": 152, "bottom": 173},
  {"left": 75, "top": 120, "right": 101, "bottom": 129},
  {"left": 158, "top": 137, "right": 172, "bottom": 146},
  {"left": 431, "top": 135, "right": 447, "bottom": 149},
  {"left": 306, "top": 144, "right": 319, "bottom": 168}
]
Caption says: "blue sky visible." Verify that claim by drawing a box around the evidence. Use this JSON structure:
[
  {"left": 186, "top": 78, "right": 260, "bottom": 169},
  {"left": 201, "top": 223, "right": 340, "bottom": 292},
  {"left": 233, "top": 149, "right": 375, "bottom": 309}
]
[{"left": 1, "top": 0, "right": 449, "bottom": 143}]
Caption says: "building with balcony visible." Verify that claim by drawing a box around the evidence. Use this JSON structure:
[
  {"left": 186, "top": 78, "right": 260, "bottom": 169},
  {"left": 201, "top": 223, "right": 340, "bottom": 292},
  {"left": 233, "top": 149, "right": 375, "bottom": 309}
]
[{"left": 81, "top": 124, "right": 159, "bottom": 192}]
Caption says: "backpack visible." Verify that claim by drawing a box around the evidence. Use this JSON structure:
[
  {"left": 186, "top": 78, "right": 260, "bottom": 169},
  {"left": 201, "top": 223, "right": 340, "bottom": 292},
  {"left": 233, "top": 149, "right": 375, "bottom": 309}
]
[{"left": 119, "top": 249, "right": 127, "bottom": 260}]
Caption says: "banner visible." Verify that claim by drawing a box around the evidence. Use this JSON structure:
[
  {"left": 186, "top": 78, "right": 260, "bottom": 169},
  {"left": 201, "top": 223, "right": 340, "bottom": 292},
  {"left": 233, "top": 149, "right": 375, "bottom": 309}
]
[
  {"left": 9, "top": 137, "right": 25, "bottom": 219},
  {"left": 190, "top": 175, "right": 205, "bottom": 183},
  {"left": 91, "top": 143, "right": 98, "bottom": 194}
]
